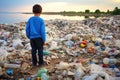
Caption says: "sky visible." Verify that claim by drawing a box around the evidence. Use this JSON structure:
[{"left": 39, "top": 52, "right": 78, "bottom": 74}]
[{"left": 0, "top": 0, "right": 120, "bottom": 12}]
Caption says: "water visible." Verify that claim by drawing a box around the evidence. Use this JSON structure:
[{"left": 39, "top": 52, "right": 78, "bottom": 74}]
[{"left": 0, "top": 12, "right": 94, "bottom": 24}]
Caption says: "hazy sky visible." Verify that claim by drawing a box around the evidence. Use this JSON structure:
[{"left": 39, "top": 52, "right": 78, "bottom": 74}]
[{"left": 0, "top": 0, "right": 120, "bottom": 12}]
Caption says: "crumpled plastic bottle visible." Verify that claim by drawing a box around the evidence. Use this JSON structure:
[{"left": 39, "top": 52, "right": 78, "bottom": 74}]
[
  {"left": 37, "top": 68, "right": 48, "bottom": 77},
  {"left": 0, "top": 67, "right": 3, "bottom": 75},
  {"left": 41, "top": 73, "right": 49, "bottom": 80},
  {"left": 43, "top": 49, "right": 50, "bottom": 55},
  {"left": 74, "top": 68, "right": 84, "bottom": 80},
  {"left": 82, "top": 74, "right": 98, "bottom": 80}
]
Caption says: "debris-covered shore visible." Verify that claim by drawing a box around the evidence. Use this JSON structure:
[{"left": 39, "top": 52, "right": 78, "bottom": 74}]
[{"left": 0, "top": 16, "right": 120, "bottom": 80}]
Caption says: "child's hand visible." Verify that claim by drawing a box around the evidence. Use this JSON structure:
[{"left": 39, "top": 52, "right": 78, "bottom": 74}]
[
  {"left": 43, "top": 42, "right": 46, "bottom": 49},
  {"left": 43, "top": 42, "right": 46, "bottom": 46}
]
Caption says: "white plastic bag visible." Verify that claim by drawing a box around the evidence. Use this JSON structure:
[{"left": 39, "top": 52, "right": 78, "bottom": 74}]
[
  {"left": 74, "top": 68, "right": 85, "bottom": 80},
  {"left": 49, "top": 41, "right": 58, "bottom": 50},
  {"left": 82, "top": 74, "right": 98, "bottom": 80},
  {"left": 90, "top": 64, "right": 110, "bottom": 80},
  {"left": 13, "top": 39, "right": 23, "bottom": 49},
  {"left": 56, "top": 61, "right": 70, "bottom": 70},
  {"left": 0, "top": 47, "right": 10, "bottom": 61}
]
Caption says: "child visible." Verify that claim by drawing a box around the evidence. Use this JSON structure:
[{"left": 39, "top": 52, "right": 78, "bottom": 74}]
[{"left": 26, "top": 4, "right": 46, "bottom": 66}]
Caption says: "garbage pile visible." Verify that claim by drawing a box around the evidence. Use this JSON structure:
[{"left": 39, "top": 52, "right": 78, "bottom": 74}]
[{"left": 0, "top": 16, "right": 120, "bottom": 80}]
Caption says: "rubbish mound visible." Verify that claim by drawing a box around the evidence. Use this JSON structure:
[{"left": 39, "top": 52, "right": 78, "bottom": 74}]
[{"left": 0, "top": 16, "right": 120, "bottom": 80}]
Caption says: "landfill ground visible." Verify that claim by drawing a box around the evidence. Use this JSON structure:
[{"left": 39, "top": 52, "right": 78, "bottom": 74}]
[{"left": 0, "top": 15, "right": 120, "bottom": 80}]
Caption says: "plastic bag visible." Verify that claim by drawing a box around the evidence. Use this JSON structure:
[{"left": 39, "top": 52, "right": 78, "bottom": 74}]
[
  {"left": 49, "top": 41, "right": 58, "bottom": 50},
  {"left": 41, "top": 73, "right": 49, "bottom": 80},
  {"left": 114, "top": 40, "right": 120, "bottom": 48},
  {"left": 37, "top": 68, "right": 48, "bottom": 77},
  {"left": 0, "top": 47, "right": 10, "bottom": 61},
  {"left": 43, "top": 49, "right": 50, "bottom": 55},
  {"left": 74, "top": 67, "right": 84, "bottom": 80},
  {"left": 13, "top": 39, "right": 23, "bottom": 49},
  {"left": 64, "top": 40, "right": 74, "bottom": 48},
  {"left": 103, "top": 58, "right": 117, "bottom": 64},
  {"left": 82, "top": 74, "right": 98, "bottom": 80},
  {"left": 56, "top": 61, "right": 70, "bottom": 70},
  {"left": 90, "top": 64, "right": 110, "bottom": 80}
]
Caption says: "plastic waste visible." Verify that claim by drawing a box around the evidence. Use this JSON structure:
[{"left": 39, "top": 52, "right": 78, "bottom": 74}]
[
  {"left": 0, "top": 40, "right": 7, "bottom": 45},
  {"left": 41, "top": 73, "right": 49, "bottom": 80},
  {"left": 82, "top": 40, "right": 88, "bottom": 45},
  {"left": 90, "top": 64, "right": 104, "bottom": 73},
  {"left": 82, "top": 74, "right": 98, "bottom": 80},
  {"left": 65, "top": 34, "right": 73, "bottom": 40},
  {"left": 95, "top": 41, "right": 100, "bottom": 46},
  {"left": 105, "top": 47, "right": 111, "bottom": 52},
  {"left": 13, "top": 39, "right": 24, "bottom": 49},
  {"left": 80, "top": 43, "right": 86, "bottom": 48},
  {"left": 49, "top": 41, "right": 58, "bottom": 50},
  {"left": 37, "top": 68, "right": 48, "bottom": 77},
  {"left": 90, "top": 64, "right": 110, "bottom": 80},
  {"left": 0, "top": 67, "right": 3, "bottom": 75},
  {"left": 64, "top": 40, "right": 74, "bottom": 48},
  {"left": 7, "top": 68, "right": 13, "bottom": 75},
  {"left": 109, "top": 64, "right": 116, "bottom": 69},
  {"left": 43, "top": 49, "right": 50, "bottom": 55},
  {"left": 36, "top": 77, "right": 41, "bottom": 80},
  {"left": 0, "top": 47, "right": 10, "bottom": 61},
  {"left": 4, "top": 63, "right": 20, "bottom": 68},
  {"left": 68, "top": 71, "right": 74, "bottom": 76},
  {"left": 56, "top": 61, "right": 70, "bottom": 70},
  {"left": 24, "top": 43, "right": 31, "bottom": 50},
  {"left": 74, "top": 67, "right": 84, "bottom": 80},
  {"left": 21, "top": 62, "right": 30, "bottom": 71},
  {"left": 103, "top": 58, "right": 117, "bottom": 64},
  {"left": 95, "top": 38, "right": 102, "bottom": 42},
  {"left": 116, "top": 72, "right": 120, "bottom": 77},
  {"left": 26, "top": 77, "right": 31, "bottom": 80},
  {"left": 114, "top": 67, "right": 120, "bottom": 73},
  {"left": 114, "top": 40, "right": 120, "bottom": 48}
]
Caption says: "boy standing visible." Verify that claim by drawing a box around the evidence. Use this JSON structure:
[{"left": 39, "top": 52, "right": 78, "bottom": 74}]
[{"left": 26, "top": 4, "right": 46, "bottom": 66}]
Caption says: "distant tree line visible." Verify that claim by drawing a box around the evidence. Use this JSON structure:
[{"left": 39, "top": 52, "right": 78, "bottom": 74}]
[
  {"left": 112, "top": 7, "right": 120, "bottom": 15},
  {"left": 61, "top": 7, "right": 120, "bottom": 15}
]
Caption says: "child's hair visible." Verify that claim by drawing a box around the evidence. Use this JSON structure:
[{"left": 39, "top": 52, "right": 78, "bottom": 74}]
[{"left": 33, "top": 4, "right": 42, "bottom": 14}]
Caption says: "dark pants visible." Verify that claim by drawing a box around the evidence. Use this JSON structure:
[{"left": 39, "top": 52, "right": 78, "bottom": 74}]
[{"left": 30, "top": 37, "right": 44, "bottom": 66}]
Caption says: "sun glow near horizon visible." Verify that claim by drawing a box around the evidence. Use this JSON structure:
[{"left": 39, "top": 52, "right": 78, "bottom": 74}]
[
  {"left": 112, "top": 0, "right": 120, "bottom": 3},
  {"left": 11, "top": 2, "right": 116, "bottom": 12}
]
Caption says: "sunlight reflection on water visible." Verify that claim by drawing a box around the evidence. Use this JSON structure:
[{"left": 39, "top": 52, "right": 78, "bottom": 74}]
[{"left": 0, "top": 13, "right": 94, "bottom": 24}]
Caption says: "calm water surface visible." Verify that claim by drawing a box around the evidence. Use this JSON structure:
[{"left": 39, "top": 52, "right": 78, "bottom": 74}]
[{"left": 0, "top": 12, "right": 94, "bottom": 24}]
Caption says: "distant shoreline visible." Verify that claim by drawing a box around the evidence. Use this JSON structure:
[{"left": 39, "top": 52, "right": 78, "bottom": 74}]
[{"left": 23, "top": 12, "right": 111, "bottom": 17}]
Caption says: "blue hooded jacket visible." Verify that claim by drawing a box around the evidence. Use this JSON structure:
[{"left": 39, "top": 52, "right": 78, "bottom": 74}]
[{"left": 26, "top": 16, "right": 46, "bottom": 42}]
